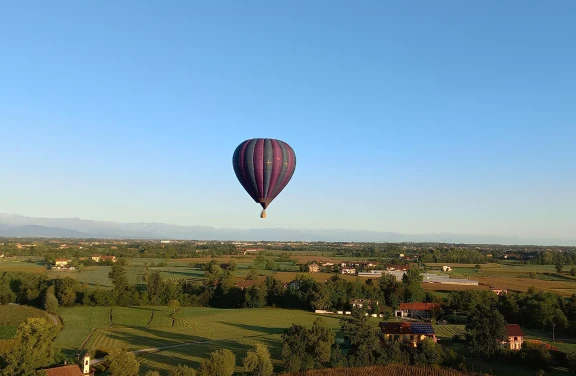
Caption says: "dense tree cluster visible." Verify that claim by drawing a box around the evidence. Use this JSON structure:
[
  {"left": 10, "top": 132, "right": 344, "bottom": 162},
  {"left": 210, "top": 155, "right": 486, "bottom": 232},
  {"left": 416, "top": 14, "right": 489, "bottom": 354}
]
[
  {"left": 443, "top": 289, "right": 576, "bottom": 336},
  {"left": 281, "top": 309, "right": 463, "bottom": 373}
]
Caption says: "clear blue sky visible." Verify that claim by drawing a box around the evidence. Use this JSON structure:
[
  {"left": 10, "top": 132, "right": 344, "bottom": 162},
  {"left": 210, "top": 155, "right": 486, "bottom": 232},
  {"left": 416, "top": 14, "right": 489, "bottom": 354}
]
[{"left": 1, "top": 1, "right": 574, "bottom": 240}]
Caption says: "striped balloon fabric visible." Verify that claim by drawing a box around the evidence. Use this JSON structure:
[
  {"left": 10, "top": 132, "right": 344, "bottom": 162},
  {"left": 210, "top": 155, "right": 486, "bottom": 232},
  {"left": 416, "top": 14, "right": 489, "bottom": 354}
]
[{"left": 232, "top": 138, "right": 296, "bottom": 216}]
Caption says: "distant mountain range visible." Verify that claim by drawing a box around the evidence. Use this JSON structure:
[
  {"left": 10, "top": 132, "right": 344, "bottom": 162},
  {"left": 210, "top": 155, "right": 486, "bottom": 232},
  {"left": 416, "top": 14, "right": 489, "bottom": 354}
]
[{"left": 0, "top": 213, "right": 574, "bottom": 246}]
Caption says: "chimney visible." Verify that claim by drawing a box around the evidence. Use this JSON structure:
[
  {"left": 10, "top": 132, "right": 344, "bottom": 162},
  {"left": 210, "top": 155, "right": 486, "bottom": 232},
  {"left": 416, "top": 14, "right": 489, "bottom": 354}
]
[{"left": 82, "top": 354, "right": 91, "bottom": 374}]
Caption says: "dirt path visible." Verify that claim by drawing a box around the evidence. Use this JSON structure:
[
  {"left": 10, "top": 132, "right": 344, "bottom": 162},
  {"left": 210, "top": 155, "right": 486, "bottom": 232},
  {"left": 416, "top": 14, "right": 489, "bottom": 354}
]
[{"left": 46, "top": 312, "right": 61, "bottom": 326}]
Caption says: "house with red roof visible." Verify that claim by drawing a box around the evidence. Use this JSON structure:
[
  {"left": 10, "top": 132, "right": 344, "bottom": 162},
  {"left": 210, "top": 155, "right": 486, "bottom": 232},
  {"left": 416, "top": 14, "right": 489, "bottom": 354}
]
[
  {"left": 394, "top": 302, "right": 441, "bottom": 319},
  {"left": 505, "top": 324, "right": 525, "bottom": 350},
  {"left": 43, "top": 355, "right": 93, "bottom": 376},
  {"left": 235, "top": 279, "right": 259, "bottom": 290},
  {"left": 380, "top": 322, "right": 437, "bottom": 347},
  {"left": 101, "top": 255, "right": 117, "bottom": 263}
]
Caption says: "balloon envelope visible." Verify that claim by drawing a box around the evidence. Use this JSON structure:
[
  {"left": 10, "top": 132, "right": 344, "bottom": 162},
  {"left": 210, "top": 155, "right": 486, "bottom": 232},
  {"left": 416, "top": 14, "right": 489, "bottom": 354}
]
[{"left": 232, "top": 138, "right": 296, "bottom": 210}]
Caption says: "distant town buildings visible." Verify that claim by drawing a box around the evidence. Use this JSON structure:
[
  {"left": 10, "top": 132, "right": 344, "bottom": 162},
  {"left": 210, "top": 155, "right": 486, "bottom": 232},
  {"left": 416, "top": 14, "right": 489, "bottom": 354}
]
[
  {"left": 54, "top": 259, "right": 68, "bottom": 267},
  {"left": 308, "top": 263, "right": 320, "bottom": 273},
  {"left": 101, "top": 255, "right": 117, "bottom": 263}
]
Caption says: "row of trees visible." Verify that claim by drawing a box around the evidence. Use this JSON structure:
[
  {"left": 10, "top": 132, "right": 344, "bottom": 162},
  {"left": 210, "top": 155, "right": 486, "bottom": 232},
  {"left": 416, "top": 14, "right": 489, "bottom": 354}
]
[{"left": 0, "top": 259, "right": 431, "bottom": 313}]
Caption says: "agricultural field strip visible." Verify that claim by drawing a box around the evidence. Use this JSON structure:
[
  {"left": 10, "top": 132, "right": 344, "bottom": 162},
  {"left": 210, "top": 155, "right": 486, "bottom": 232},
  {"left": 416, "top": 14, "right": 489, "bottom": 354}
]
[
  {"left": 57, "top": 307, "right": 342, "bottom": 355},
  {"left": 432, "top": 325, "right": 465, "bottom": 339},
  {"left": 89, "top": 331, "right": 281, "bottom": 365}
]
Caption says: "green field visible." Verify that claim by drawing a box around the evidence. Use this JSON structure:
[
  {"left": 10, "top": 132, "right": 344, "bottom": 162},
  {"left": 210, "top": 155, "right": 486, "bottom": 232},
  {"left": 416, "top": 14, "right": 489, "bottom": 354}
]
[
  {"left": 433, "top": 324, "right": 465, "bottom": 340},
  {"left": 430, "top": 263, "right": 575, "bottom": 278},
  {"left": 47, "top": 260, "right": 208, "bottom": 289},
  {"left": 54, "top": 306, "right": 111, "bottom": 353},
  {"left": 49, "top": 266, "right": 113, "bottom": 287},
  {"left": 55, "top": 306, "right": 343, "bottom": 374},
  {"left": 0, "top": 257, "right": 46, "bottom": 274}
]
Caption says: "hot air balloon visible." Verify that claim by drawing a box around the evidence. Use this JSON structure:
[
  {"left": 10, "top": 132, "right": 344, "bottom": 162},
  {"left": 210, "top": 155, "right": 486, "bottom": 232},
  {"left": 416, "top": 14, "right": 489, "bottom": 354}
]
[{"left": 232, "top": 138, "right": 296, "bottom": 218}]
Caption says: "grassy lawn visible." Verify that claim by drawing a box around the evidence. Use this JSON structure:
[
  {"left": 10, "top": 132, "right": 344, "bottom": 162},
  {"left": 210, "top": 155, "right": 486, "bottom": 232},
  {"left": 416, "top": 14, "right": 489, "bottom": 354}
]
[
  {"left": 56, "top": 306, "right": 343, "bottom": 374},
  {"left": 522, "top": 328, "right": 576, "bottom": 354},
  {"left": 54, "top": 306, "right": 111, "bottom": 353},
  {"left": 112, "top": 307, "right": 157, "bottom": 327},
  {"left": 50, "top": 266, "right": 113, "bottom": 287}
]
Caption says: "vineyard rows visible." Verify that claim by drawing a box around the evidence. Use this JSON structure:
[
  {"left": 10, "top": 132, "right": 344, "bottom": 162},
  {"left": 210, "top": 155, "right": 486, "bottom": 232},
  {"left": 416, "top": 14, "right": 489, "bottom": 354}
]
[{"left": 284, "top": 364, "right": 487, "bottom": 376}]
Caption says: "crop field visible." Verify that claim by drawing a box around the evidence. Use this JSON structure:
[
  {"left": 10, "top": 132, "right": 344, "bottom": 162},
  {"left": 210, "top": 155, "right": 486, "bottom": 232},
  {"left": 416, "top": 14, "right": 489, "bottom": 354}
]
[
  {"left": 55, "top": 306, "right": 342, "bottom": 374},
  {"left": 282, "top": 364, "right": 477, "bottom": 376},
  {"left": 475, "top": 276, "right": 576, "bottom": 296},
  {"left": 0, "top": 305, "right": 50, "bottom": 339},
  {"left": 0, "top": 258, "right": 46, "bottom": 274},
  {"left": 49, "top": 266, "right": 113, "bottom": 287}
]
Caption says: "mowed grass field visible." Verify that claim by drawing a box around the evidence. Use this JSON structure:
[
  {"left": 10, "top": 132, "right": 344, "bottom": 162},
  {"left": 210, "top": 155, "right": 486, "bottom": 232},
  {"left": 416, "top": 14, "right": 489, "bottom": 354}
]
[
  {"left": 49, "top": 266, "right": 113, "bottom": 287},
  {"left": 55, "top": 306, "right": 343, "bottom": 374},
  {"left": 433, "top": 325, "right": 465, "bottom": 340}
]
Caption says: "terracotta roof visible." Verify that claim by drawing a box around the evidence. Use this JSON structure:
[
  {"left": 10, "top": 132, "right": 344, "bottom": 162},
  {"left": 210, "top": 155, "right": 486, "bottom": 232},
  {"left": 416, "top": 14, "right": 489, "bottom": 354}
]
[
  {"left": 398, "top": 302, "right": 441, "bottom": 311},
  {"left": 235, "top": 280, "right": 259, "bottom": 289},
  {"left": 386, "top": 265, "right": 409, "bottom": 270},
  {"left": 44, "top": 365, "right": 84, "bottom": 376},
  {"left": 380, "top": 322, "right": 435, "bottom": 335},
  {"left": 506, "top": 324, "right": 524, "bottom": 337}
]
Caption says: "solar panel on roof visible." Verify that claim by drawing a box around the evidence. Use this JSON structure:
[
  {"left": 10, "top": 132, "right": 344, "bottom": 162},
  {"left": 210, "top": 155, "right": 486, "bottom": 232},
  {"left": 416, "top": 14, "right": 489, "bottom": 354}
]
[{"left": 410, "top": 323, "right": 434, "bottom": 334}]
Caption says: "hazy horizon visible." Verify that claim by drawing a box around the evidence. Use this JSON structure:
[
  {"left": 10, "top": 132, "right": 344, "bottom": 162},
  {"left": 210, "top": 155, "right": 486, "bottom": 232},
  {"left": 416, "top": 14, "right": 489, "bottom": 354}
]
[
  {"left": 0, "top": 212, "right": 575, "bottom": 246},
  {"left": 1, "top": 1, "right": 574, "bottom": 239}
]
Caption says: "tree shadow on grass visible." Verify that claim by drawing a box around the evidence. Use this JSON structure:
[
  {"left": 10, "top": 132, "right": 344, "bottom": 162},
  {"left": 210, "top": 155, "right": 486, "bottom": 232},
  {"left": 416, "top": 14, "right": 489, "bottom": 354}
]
[
  {"left": 96, "top": 327, "right": 208, "bottom": 352},
  {"left": 216, "top": 321, "right": 286, "bottom": 335},
  {"left": 138, "top": 336, "right": 283, "bottom": 374}
]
